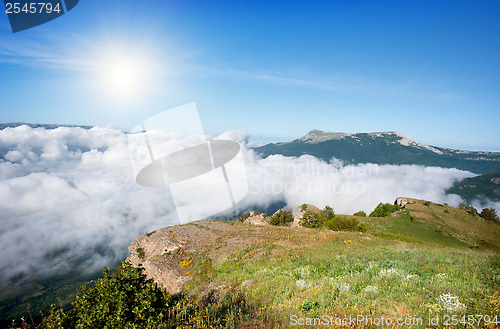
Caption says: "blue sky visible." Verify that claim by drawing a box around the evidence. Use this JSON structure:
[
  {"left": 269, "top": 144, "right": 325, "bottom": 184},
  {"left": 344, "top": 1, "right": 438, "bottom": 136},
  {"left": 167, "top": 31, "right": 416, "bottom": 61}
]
[{"left": 0, "top": 0, "right": 499, "bottom": 151}]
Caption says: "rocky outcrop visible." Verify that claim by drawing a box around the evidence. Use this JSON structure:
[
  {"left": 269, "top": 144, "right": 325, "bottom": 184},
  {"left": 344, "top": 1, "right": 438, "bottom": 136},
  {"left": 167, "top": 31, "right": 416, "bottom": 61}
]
[
  {"left": 292, "top": 204, "right": 321, "bottom": 228},
  {"left": 395, "top": 198, "right": 408, "bottom": 208},
  {"left": 127, "top": 220, "right": 273, "bottom": 295},
  {"left": 127, "top": 227, "right": 193, "bottom": 294},
  {"left": 243, "top": 211, "right": 270, "bottom": 226}
]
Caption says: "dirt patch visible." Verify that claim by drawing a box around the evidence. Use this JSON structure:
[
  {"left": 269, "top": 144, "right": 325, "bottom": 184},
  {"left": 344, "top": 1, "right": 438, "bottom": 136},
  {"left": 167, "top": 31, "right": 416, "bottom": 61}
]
[{"left": 410, "top": 211, "right": 433, "bottom": 220}]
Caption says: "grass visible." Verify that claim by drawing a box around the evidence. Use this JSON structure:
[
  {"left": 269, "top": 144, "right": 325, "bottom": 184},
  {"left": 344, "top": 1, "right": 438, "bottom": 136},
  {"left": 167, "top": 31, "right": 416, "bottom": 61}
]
[
  {"left": 175, "top": 219, "right": 500, "bottom": 328},
  {"left": 360, "top": 200, "right": 500, "bottom": 251}
]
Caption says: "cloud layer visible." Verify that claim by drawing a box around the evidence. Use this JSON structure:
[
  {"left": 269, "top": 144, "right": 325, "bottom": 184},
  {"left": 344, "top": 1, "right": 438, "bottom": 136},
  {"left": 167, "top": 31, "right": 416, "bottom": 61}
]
[{"left": 0, "top": 125, "right": 480, "bottom": 284}]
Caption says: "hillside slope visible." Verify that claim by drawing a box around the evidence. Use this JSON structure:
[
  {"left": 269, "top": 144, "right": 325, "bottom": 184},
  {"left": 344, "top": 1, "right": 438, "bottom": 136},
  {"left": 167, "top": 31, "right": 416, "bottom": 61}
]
[
  {"left": 125, "top": 199, "right": 500, "bottom": 327},
  {"left": 254, "top": 130, "right": 500, "bottom": 174}
]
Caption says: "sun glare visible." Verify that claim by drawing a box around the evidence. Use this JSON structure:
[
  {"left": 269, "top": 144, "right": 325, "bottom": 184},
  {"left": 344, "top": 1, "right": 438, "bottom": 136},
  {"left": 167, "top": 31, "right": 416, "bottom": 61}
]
[
  {"left": 103, "top": 57, "right": 145, "bottom": 96},
  {"left": 103, "top": 56, "right": 142, "bottom": 95},
  {"left": 93, "top": 47, "right": 158, "bottom": 102}
]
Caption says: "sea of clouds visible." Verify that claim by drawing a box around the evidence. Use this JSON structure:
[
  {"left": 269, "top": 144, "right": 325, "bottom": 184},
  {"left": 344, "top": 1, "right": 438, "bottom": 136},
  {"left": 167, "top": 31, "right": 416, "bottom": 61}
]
[{"left": 0, "top": 125, "right": 491, "bottom": 285}]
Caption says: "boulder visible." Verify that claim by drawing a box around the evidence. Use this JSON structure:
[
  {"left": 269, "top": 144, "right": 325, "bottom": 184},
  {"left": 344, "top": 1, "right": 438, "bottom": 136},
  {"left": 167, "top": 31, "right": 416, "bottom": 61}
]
[
  {"left": 244, "top": 211, "right": 270, "bottom": 226},
  {"left": 394, "top": 197, "right": 408, "bottom": 208}
]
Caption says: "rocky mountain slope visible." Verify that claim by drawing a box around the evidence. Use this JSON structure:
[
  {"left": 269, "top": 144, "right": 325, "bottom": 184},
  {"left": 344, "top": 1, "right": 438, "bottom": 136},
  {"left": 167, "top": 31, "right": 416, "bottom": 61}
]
[{"left": 254, "top": 130, "right": 500, "bottom": 174}]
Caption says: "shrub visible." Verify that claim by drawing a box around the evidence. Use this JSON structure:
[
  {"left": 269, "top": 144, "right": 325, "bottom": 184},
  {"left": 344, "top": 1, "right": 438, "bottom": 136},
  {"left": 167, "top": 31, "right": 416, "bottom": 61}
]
[
  {"left": 353, "top": 211, "right": 366, "bottom": 217},
  {"left": 18, "top": 262, "right": 175, "bottom": 329},
  {"left": 300, "top": 210, "right": 323, "bottom": 228},
  {"left": 136, "top": 247, "right": 145, "bottom": 259},
  {"left": 423, "top": 201, "right": 431, "bottom": 206},
  {"left": 369, "top": 203, "right": 400, "bottom": 217},
  {"left": 300, "top": 206, "right": 366, "bottom": 232},
  {"left": 300, "top": 206, "right": 334, "bottom": 228},
  {"left": 323, "top": 215, "right": 366, "bottom": 232},
  {"left": 301, "top": 204, "right": 307, "bottom": 211},
  {"left": 269, "top": 209, "right": 293, "bottom": 226},
  {"left": 459, "top": 202, "right": 467, "bottom": 209},
  {"left": 237, "top": 212, "right": 251, "bottom": 223},
  {"left": 299, "top": 299, "right": 318, "bottom": 311},
  {"left": 480, "top": 208, "right": 499, "bottom": 222}
]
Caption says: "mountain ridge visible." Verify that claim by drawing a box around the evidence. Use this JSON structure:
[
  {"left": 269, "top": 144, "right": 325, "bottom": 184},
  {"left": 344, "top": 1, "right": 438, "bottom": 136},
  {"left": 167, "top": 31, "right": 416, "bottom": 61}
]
[
  {"left": 0, "top": 122, "right": 94, "bottom": 130},
  {"left": 254, "top": 129, "right": 500, "bottom": 174}
]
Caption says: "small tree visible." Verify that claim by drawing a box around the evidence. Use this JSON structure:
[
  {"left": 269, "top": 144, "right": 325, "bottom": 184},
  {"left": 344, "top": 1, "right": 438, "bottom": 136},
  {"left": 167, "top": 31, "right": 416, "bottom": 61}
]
[
  {"left": 480, "top": 208, "right": 499, "bottom": 222},
  {"left": 465, "top": 205, "right": 478, "bottom": 216},
  {"left": 353, "top": 211, "right": 366, "bottom": 217}
]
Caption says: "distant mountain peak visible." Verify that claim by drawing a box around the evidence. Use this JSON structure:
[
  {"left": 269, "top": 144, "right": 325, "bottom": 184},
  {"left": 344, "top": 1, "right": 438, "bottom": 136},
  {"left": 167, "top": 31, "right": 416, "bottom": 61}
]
[{"left": 298, "top": 129, "right": 444, "bottom": 155}]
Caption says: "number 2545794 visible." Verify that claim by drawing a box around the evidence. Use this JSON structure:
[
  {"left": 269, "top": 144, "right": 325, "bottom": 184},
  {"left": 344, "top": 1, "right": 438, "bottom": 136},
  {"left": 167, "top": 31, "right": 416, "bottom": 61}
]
[{"left": 5, "top": 2, "right": 62, "bottom": 14}]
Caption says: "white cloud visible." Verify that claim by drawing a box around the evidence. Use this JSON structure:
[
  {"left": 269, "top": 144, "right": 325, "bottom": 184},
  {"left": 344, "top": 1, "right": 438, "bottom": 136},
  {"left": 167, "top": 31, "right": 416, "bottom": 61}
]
[
  {"left": 0, "top": 125, "right": 479, "bottom": 285},
  {"left": 242, "top": 152, "right": 475, "bottom": 214},
  {"left": 0, "top": 125, "right": 177, "bottom": 283}
]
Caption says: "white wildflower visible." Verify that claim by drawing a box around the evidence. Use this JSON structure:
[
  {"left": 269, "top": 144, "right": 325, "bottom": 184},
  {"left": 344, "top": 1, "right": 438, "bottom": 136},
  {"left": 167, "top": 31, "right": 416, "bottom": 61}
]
[
  {"left": 363, "top": 285, "right": 378, "bottom": 294},
  {"left": 438, "top": 293, "right": 466, "bottom": 312},
  {"left": 240, "top": 279, "right": 252, "bottom": 288},
  {"left": 435, "top": 273, "right": 448, "bottom": 281},
  {"left": 379, "top": 268, "right": 402, "bottom": 278},
  {"left": 339, "top": 282, "right": 350, "bottom": 292},
  {"left": 327, "top": 277, "right": 337, "bottom": 286},
  {"left": 297, "top": 266, "right": 311, "bottom": 279},
  {"left": 295, "top": 279, "right": 312, "bottom": 288},
  {"left": 402, "top": 274, "right": 419, "bottom": 281}
]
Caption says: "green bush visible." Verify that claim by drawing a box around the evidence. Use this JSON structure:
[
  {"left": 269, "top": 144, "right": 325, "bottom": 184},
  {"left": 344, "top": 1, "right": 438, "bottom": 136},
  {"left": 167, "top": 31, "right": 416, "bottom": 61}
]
[
  {"left": 269, "top": 209, "right": 293, "bottom": 226},
  {"left": 300, "top": 206, "right": 365, "bottom": 232},
  {"left": 369, "top": 203, "right": 400, "bottom": 217},
  {"left": 12, "top": 262, "right": 174, "bottom": 329},
  {"left": 299, "top": 299, "right": 318, "bottom": 311},
  {"left": 323, "top": 215, "right": 366, "bottom": 232},
  {"left": 353, "top": 211, "right": 366, "bottom": 217},
  {"left": 300, "top": 211, "right": 321, "bottom": 228},
  {"left": 300, "top": 206, "right": 334, "bottom": 228}
]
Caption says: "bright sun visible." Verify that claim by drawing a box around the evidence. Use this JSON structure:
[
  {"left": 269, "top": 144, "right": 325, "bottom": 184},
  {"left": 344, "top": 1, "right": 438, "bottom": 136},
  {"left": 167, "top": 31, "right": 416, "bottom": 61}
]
[
  {"left": 93, "top": 47, "right": 157, "bottom": 102},
  {"left": 103, "top": 55, "right": 142, "bottom": 95}
]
